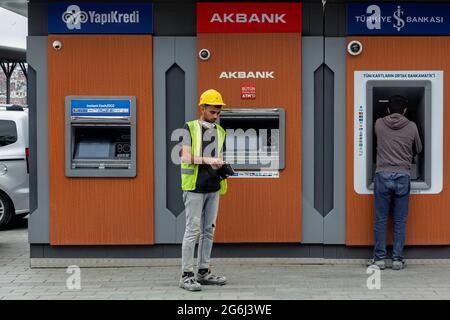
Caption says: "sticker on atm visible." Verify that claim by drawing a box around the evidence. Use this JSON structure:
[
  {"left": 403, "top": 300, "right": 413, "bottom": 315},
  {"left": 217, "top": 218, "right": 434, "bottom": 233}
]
[
  {"left": 71, "top": 99, "right": 131, "bottom": 117},
  {"left": 241, "top": 84, "right": 256, "bottom": 99}
]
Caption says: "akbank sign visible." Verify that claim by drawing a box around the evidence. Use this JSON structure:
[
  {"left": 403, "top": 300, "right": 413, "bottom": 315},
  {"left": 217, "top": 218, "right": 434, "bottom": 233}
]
[
  {"left": 48, "top": 3, "right": 153, "bottom": 34},
  {"left": 347, "top": 3, "right": 450, "bottom": 35}
]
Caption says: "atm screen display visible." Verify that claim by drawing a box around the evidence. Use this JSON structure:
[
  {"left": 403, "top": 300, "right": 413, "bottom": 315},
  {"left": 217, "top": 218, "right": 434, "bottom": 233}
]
[
  {"left": 75, "top": 140, "right": 111, "bottom": 159},
  {"left": 72, "top": 126, "right": 131, "bottom": 160}
]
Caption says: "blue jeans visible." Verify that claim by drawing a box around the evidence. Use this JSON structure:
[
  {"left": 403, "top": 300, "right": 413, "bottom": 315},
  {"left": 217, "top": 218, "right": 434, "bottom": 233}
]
[{"left": 374, "top": 172, "right": 411, "bottom": 261}]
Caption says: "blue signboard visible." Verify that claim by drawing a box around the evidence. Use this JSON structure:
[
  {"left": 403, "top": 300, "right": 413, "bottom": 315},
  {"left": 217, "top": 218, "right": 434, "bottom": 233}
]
[
  {"left": 347, "top": 3, "right": 450, "bottom": 35},
  {"left": 71, "top": 99, "right": 131, "bottom": 117},
  {"left": 48, "top": 3, "right": 153, "bottom": 34}
]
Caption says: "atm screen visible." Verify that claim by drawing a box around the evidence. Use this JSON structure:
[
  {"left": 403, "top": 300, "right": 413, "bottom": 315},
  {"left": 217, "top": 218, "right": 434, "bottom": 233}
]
[
  {"left": 221, "top": 117, "right": 279, "bottom": 150},
  {"left": 218, "top": 109, "right": 285, "bottom": 170},
  {"left": 75, "top": 140, "right": 111, "bottom": 159},
  {"left": 72, "top": 125, "right": 131, "bottom": 160}
]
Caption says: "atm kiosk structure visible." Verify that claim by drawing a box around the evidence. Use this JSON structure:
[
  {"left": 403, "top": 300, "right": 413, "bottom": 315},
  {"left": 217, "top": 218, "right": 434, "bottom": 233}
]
[
  {"left": 353, "top": 71, "right": 443, "bottom": 195},
  {"left": 65, "top": 96, "right": 137, "bottom": 177},
  {"left": 196, "top": 2, "right": 302, "bottom": 243}
]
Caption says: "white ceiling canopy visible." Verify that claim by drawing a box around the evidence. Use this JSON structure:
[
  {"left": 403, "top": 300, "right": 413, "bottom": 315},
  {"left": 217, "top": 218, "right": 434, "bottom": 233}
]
[{"left": 0, "top": 6, "right": 27, "bottom": 50}]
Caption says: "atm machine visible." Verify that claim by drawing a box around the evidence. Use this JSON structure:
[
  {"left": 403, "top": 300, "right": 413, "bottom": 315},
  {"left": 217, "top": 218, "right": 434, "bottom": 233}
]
[
  {"left": 353, "top": 71, "right": 443, "bottom": 195},
  {"left": 219, "top": 108, "right": 285, "bottom": 175},
  {"left": 65, "top": 96, "right": 136, "bottom": 177}
]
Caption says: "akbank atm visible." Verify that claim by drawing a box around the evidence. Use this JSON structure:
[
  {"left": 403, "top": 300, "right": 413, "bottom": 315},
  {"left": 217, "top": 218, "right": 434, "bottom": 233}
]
[
  {"left": 65, "top": 96, "right": 136, "bottom": 177},
  {"left": 219, "top": 108, "right": 285, "bottom": 176},
  {"left": 354, "top": 71, "right": 443, "bottom": 194}
]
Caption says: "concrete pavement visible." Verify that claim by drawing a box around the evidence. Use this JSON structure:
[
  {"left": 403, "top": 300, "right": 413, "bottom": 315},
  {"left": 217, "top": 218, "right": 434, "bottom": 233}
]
[{"left": 1, "top": 223, "right": 450, "bottom": 300}]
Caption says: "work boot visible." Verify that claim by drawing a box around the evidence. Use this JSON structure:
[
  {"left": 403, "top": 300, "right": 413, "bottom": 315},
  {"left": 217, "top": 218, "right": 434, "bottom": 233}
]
[
  {"left": 392, "top": 260, "right": 405, "bottom": 271},
  {"left": 179, "top": 272, "right": 202, "bottom": 291},
  {"left": 196, "top": 269, "right": 227, "bottom": 285},
  {"left": 367, "top": 259, "right": 386, "bottom": 270}
]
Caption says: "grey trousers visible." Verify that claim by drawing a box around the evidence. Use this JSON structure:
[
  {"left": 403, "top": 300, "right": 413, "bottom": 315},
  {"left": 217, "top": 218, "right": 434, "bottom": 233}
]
[{"left": 181, "top": 191, "right": 220, "bottom": 273}]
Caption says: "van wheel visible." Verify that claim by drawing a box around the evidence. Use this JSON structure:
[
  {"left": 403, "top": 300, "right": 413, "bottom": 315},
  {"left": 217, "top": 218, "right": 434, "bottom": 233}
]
[{"left": 0, "top": 193, "right": 15, "bottom": 230}]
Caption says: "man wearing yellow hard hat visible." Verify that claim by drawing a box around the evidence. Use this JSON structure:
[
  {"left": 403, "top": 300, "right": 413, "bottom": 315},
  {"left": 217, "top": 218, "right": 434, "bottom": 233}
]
[{"left": 179, "top": 89, "right": 231, "bottom": 291}]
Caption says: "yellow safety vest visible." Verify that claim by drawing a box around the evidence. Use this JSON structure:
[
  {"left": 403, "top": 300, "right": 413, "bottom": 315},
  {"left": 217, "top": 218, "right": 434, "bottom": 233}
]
[{"left": 181, "top": 120, "right": 228, "bottom": 195}]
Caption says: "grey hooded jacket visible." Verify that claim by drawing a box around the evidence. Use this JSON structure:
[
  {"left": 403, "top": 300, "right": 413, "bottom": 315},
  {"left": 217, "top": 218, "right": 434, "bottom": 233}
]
[{"left": 375, "top": 113, "right": 423, "bottom": 175}]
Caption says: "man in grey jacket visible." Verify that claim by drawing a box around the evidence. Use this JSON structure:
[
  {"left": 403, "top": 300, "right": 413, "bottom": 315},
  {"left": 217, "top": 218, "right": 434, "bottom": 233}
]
[{"left": 372, "top": 95, "right": 422, "bottom": 270}]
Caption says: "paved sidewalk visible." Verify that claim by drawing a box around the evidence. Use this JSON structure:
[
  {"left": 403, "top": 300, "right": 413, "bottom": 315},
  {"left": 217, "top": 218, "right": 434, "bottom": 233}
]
[{"left": 1, "top": 225, "right": 450, "bottom": 300}]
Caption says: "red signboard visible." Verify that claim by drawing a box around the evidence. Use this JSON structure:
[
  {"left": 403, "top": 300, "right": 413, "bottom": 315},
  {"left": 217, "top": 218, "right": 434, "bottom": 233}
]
[
  {"left": 197, "top": 3, "right": 302, "bottom": 33},
  {"left": 241, "top": 84, "right": 256, "bottom": 99}
]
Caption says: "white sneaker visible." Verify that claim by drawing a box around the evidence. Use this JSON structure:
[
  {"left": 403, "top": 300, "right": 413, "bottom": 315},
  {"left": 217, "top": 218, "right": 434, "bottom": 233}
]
[
  {"left": 179, "top": 273, "right": 202, "bottom": 291},
  {"left": 367, "top": 259, "right": 386, "bottom": 270},
  {"left": 392, "top": 260, "right": 405, "bottom": 270},
  {"left": 196, "top": 270, "right": 227, "bottom": 285}
]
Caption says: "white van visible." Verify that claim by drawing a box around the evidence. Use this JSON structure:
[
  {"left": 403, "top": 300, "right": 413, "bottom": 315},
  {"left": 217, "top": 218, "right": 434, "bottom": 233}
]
[{"left": 0, "top": 105, "right": 29, "bottom": 229}]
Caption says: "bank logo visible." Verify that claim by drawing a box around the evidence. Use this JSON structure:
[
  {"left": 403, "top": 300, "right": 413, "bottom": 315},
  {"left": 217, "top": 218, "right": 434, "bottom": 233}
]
[
  {"left": 210, "top": 13, "right": 287, "bottom": 24},
  {"left": 393, "top": 6, "right": 406, "bottom": 32},
  {"left": 219, "top": 71, "right": 275, "bottom": 79},
  {"left": 62, "top": 5, "right": 88, "bottom": 30},
  {"left": 61, "top": 4, "right": 142, "bottom": 30},
  {"left": 365, "top": 5, "right": 405, "bottom": 31},
  {"left": 360, "top": 4, "right": 445, "bottom": 33}
]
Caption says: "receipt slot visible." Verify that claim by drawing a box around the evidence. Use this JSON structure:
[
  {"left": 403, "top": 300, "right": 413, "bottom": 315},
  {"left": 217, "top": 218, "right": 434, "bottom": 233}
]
[
  {"left": 65, "top": 96, "right": 136, "bottom": 177},
  {"left": 219, "top": 108, "right": 285, "bottom": 171}
]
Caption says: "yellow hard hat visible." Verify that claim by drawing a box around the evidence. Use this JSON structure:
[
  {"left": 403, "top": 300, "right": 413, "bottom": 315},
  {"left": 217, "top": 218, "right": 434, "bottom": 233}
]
[{"left": 198, "top": 89, "right": 226, "bottom": 106}]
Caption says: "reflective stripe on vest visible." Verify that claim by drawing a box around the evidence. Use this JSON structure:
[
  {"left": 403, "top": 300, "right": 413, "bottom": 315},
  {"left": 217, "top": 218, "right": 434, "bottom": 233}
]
[{"left": 180, "top": 120, "right": 228, "bottom": 195}]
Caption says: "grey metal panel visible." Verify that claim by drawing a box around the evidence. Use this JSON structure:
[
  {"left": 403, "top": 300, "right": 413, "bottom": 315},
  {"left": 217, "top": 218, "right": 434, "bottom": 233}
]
[
  {"left": 154, "top": 37, "right": 197, "bottom": 244},
  {"left": 313, "top": 66, "right": 324, "bottom": 214},
  {"left": 154, "top": 37, "right": 176, "bottom": 243},
  {"left": 313, "top": 63, "right": 335, "bottom": 217},
  {"left": 175, "top": 37, "right": 197, "bottom": 243},
  {"left": 28, "top": 68, "right": 37, "bottom": 213},
  {"left": 28, "top": 2, "right": 47, "bottom": 36},
  {"left": 30, "top": 243, "right": 450, "bottom": 259},
  {"left": 153, "top": 2, "right": 196, "bottom": 36},
  {"left": 324, "top": 3, "right": 347, "bottom": 37},
  {"left": 165, "top": 65, "right": 186, "bottom": 216},
  {"left": 302, "top": 2, "right": 324, "bottom": 37},
  {"left": 323, "top": 37, "right": 346, "bottom": 244},
  {"left": 323, "top": 65, "right": 335, "bottom": 215},
  {"left": 27, "top": 36, "right": 50, "bottom": 244},
  {"left": 301, "top": 37, "right": 324, "bottom": 243}
]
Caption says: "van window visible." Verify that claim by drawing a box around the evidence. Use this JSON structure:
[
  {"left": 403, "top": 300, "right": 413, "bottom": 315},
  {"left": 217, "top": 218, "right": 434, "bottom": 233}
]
[{"left": 0, "top": 120, "right": 18, "bottom": 147}]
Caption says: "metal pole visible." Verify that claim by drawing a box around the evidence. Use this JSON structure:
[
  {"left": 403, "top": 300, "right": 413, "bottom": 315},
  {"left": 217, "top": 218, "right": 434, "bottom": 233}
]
[{"left": 0, "top": 61, "right": 17, "bottom": 104}]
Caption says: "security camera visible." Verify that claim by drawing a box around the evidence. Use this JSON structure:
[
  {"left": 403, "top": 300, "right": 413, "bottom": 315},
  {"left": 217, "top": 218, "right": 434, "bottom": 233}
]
[
  {"left": 198, "top": 48, "right": 211, "bottom": 61},
  {"left": 52, "top": 40, "right": 62, "bottom": 51},
  {"left": 347, "top": 40, "right": 362, "bottom": 56}
]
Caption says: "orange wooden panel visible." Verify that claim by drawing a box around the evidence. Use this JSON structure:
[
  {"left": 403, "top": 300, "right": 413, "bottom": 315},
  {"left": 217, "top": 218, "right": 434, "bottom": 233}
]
[
  {"left": 48, "top": 35, "right": 153, "bottom": 245},
  {"left": 346, "top": 37, "right": 450, "bottom": 245},
  {"left": 198, "top": 33, "right": 302, "bottom": 242}
]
